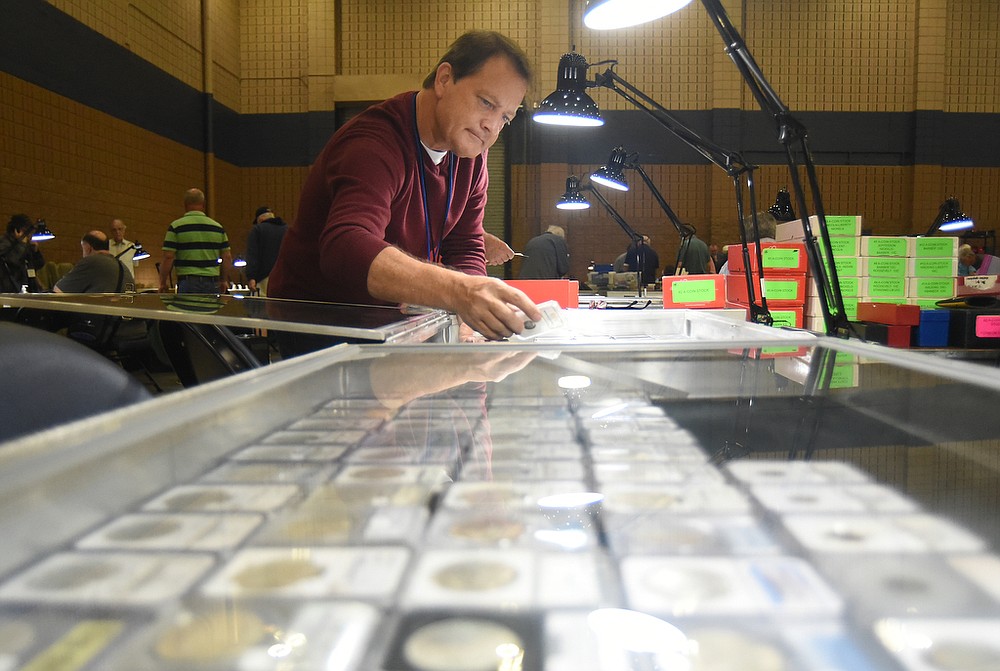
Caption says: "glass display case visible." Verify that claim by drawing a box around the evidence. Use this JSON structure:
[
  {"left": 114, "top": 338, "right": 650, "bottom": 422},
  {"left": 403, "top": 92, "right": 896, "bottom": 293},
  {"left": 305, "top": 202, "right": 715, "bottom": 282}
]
[{"left": 2, "top": 319, "right": 999, "bottom": 670}]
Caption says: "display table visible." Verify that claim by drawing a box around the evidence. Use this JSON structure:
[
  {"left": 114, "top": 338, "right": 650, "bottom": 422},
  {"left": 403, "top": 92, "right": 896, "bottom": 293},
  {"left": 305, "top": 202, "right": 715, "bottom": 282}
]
[{"left": 1, "top": 312, "right": 999, "bottom": 669}]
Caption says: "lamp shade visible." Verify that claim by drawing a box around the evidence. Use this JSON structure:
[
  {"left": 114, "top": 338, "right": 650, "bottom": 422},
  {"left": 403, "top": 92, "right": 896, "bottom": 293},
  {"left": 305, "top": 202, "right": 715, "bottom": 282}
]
[
  {"left": 556, "top": 176, "right": 591, "bottom": 210},
  {"left": 584, "top": 0, "right": 694, "bottom": 30},
  {"left": 132, "top": 241, "right": 150, "bottom": 261},
  {"left": 768, "top": 187, "right": 796, "bottom": 222},
  {"left": 590, "top": 146, "right": 630, "bottom": 191},
  {"left": 31, "top": 219, "right": 54, "bottom": 242},
  {"left": 533, "top": 53, "right": 604, "bottom": 127},
  {"left": 927, "top": 197, "right": 974, "bottom": 236},
  {"left": 233, "top": 256, "right": 248, "bottom": 268}
]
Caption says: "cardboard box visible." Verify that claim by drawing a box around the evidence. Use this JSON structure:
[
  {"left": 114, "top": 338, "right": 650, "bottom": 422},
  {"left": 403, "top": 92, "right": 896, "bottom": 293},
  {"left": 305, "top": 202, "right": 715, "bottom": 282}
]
[
  {"left": 504, "top": 279, "right": 579, "bottom": 309},
  {"left": 726, "top": 242, "right": 808, "bottom": 274},
  {"left": 726, "top": 273, "right": 806, "bottom": 306},
  {"left": 857, "top": 301, "right": 921, "bottom": 326},
  {"left": 808, "top": 276, "right": 860, "bottom": 299},
  {"left": 860, "top": 277, "right": 907, "bottom": 300},
  {"left": 810, "top": 255, "right": 860, "bottom": 278},
  {"left": 823, "top": 237, "right": 862, "bottom": 258},
  {"left": 859, "top": 257, "right": 907, "bottom": 278},
  {"left": 946, "top": 308, "right": 1000, "bottom": 348},
  {"left": 806, "top": 295, "right": 859, "bottom": 320},
  {"left": 906, "top": 277, "right": 957, "bottom": 299},
  {"left": 860, "top": 236, "right": 908, "bottom": 257},
  {"left": 775, "top": 214, "right": 862, "bottom": 240},
  {"left": 661, "top": 274, "right": 726, "bottom": 308},
  {"left": 908, "top": 236, "right": 959, "bottom": 258}
]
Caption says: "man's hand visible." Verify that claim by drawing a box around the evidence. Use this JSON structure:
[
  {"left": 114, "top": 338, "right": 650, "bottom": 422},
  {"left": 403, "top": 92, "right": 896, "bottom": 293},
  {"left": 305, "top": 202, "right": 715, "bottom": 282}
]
[
  {"left": 483, "top": 232, "right": 515, "bottom": 265},
  {"left": 452, "top": 276, "right": 542, "bottom": 341}
]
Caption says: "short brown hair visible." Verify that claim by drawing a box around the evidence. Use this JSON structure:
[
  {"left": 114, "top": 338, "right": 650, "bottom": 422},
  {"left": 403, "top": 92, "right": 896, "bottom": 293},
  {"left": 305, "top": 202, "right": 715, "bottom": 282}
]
[{"left": 422, "top": 31, "right": 532, "bottom": 89}]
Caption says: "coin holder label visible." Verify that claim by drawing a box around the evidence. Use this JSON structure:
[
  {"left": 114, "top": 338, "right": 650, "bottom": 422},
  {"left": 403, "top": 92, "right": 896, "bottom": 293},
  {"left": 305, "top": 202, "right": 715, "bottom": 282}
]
[
  {"left": 459, "top": 459, "right": 586, "bottom": 482},
  {"left": 592, "top": 461, "right": 724, "bottom": 485},
  {"left": 726, "top": 459, "right": 872, "bottom": 485},
  {"left": 0, "top": 552, "right": 214, "bottom": 607},
  {"left": 77, "top": 513, "right": 263, "bottom": 552},
  {"left": 198, "top": 461, "right": 326, "bottom": 484},
  {"left": 600, "top": 483, "right": 751, "bottom": 514},
  {"left": 261, "top": 429, "right": 368, "bottom": 445},
  {"left": 605, "top": 514, "right": 782, "bottom": 557},
  {"left": 201, "top": 546, "right": 410, "bottom": 601},
  {"left": 749, "top": 483, "right": 919, "bottom": 515},
  {"left": 782, "top": 514, "right": 987, "bottom": 554}
]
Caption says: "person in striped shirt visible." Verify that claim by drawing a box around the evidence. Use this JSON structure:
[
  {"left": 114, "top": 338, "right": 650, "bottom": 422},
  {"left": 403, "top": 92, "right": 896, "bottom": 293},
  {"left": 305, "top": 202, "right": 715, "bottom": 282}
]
[{"left": 158, "top": 188, "right": 233, "bottom": 294}]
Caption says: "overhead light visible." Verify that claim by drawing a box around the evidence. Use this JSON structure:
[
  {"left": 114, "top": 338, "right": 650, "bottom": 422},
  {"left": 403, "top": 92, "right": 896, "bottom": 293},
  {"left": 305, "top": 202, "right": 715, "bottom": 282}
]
[
  {"left": 926, "top": 197, "right": 974, "bottom": 236},
  {"left": 31, "top": 219, "right": 55, "bottom": 242},
  {"left": 533, "top": 52, "right": 604, "bottom": 127},
  {"left": 590, "top": 146, "right": 630, "bottom": 191},
  {"left": 556, "top": 176, "right": 591, "bottom": 210},
  {"left": 584, "top": 0, "right": 694, "bottom": 30}
]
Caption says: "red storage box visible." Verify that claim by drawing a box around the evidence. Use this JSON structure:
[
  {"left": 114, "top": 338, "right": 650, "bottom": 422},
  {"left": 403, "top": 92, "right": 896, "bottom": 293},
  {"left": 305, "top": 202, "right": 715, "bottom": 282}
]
[
  {"left": 856, "top": 301, "right": 921, "bottom": 326},
  {"left": 661, "top": 275, "right": 726, "bottom": 308},
  {"left": 726, "top": 273, "right": 806, "bottom": 307},
  {"left": 727, "top": 242, "right": 809, "bottom": 274},
  {"left": 504, "top": 280, "right": 578, "bottom": 309}
]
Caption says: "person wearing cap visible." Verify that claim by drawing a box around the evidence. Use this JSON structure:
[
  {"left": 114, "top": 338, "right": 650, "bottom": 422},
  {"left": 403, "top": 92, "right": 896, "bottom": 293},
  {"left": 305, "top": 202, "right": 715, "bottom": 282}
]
[{"left": 245, "top": 206, "right": 287, "bottom": 296}]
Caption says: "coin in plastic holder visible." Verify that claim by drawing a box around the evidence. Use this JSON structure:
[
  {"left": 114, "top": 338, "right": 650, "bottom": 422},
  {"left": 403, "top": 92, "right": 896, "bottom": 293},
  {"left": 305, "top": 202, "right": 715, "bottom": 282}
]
[
  {"left": 201, "top": 546, "right": 409, "bottom": 601},
  {"left": 592, "top": 461, "right": 724, "bottom": 486},
  {"left": 401, "top": 550, "right": 533, "bottom": 609},
  {"left": 262, "top": 429, "right": 368, "bottom": 445},
  {"left": 77, "top": 513, "right": 262, "bottom": 552},
  {"left": 460, "top": 459, "right": 585, "bottom": 482},
  {"left": 874, "top": 618, "right": 1000, "bottom": 671},
  {"left": 725, "top": 459, "right": 871, "bottom": 485},
  {"left": 144, "top": 484, "right": 300, "bottom": 513},
  {"left": 605, "top": 514, "right": 780, "bottom": 556},
  {"left": 0, "top": 552, "right": 214, "bottom": 607},
  {"left": 228, "top": 443, "right": 350, "bottom": 462},
  {"left": 198, "top": 461, "right": 323, "bottom": 484},
  {"left": 335, "top": 464, "right": 452, "bottom": 486},
  {"left": 600, "top": 482, "right": 751, "bottom": 514},
  {"left": 749, "top": 482, "right": 918, "bottom": 515},
  {"left": 432, "top": 560, "right": 519, "bottom": 592},
  {"left": 384, "top": 612, "right": 539, "bottom": 671}
]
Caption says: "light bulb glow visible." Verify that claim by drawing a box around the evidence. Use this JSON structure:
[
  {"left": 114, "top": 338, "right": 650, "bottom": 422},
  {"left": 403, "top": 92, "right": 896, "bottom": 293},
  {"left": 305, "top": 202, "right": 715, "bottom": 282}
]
[{"left": 584, "top": 0, "right": 694, "bottom": 30}]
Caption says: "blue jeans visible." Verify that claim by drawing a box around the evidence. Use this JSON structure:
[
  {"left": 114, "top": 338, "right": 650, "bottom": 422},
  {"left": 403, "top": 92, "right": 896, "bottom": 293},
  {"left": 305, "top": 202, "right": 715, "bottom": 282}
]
[{"left": 177, "top": 275, "right": 221, "bottom": 294}]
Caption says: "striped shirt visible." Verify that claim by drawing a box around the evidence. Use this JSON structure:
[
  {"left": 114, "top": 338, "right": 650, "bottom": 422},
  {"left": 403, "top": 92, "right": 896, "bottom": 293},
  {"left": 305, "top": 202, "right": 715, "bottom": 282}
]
[{"left": 162, "top": 211, "right": 230, "bottom": 277}]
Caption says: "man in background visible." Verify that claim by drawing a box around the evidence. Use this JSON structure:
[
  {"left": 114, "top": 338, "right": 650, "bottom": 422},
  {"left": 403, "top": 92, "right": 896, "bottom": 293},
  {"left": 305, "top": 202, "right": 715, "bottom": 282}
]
[
  {"left": 519, "top": 225, "right": 569, "bottom": 279},
  {"left": 108, "top": 218, "right": 138, "bottom": 281},
  {"left": 0, "top": 214, "right": 45, "bottom": 294},
  {"left": 54, "top": 231, "right": 128, "bottom": 293},
  {"left": 680, "top": 227, "right": 714, "bottom": 275},
  {"left": 245, "top": 206, "right": 287, "bottom": 296},
  {"left": 159, "top": 188, "right": 232, "bottom": 294},
  {"left": 624, "top": 234, "right": 660, "bottom": 285}
]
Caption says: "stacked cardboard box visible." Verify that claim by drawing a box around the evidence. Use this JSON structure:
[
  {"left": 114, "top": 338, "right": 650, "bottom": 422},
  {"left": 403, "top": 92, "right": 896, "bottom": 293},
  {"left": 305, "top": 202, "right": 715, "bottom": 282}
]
[
  {"left": 724, "top": 241, "right": 807, "bottom": 328},
  {"left": 775, "top": 215, "right": 862, "bottom": 332}
]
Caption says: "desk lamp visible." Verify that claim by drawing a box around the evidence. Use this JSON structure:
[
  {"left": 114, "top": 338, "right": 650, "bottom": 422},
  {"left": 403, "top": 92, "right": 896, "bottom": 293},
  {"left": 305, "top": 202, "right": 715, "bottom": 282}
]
[
  {"left": 116, "top": 241, "right": 150, "bottom": 261},
  {"left": 769, "top": 187, "right": 796, "bottom": 223},
  {"left": 926, "top": 197, "right": 974, "bottom": 236},
  {"left": 31, "top": 219, "right": 55, "bottom": 242},
  {"left": 592, "top": 145, "right": 700, "bottom": 277},
  {"left": 535, "top": 0, "right": 851, "bottom": 336}
]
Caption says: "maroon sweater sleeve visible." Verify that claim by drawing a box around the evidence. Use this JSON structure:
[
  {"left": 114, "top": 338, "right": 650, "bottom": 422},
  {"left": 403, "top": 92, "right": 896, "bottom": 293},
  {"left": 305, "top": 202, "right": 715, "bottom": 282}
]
[{"left": 268, "top": 92, "right": 488, "bottom": 305}]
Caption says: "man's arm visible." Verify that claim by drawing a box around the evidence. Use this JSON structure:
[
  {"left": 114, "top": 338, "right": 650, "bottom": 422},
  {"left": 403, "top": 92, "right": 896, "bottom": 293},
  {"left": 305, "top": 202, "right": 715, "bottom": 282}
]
[
  {"left": 367, "top": 246, "right": 541, "bottom": 341},
  {"left": 483, "top": 232, "right": 515, "bottom": 265},
  {"left": 219, "top": 249, "right": 233, "bottom": 292},
  {"left": 158, "top": 251, "right": 175, "bottom": 292}
]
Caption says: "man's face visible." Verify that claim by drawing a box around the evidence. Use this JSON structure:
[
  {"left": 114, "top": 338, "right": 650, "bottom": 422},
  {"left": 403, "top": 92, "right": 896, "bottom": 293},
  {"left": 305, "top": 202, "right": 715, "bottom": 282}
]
[
  {"left": 111, "top": 221, "right": 126, "bottom": 242},
  {"left": 432, "top": 55, "right": 527, "bottom": 159}
]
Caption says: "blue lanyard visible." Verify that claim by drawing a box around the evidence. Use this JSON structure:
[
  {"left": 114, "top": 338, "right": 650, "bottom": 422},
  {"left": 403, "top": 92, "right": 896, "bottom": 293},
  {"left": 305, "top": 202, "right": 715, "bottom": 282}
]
[{"left": 412, "top": 93, "right": 456, "bottom": 263}]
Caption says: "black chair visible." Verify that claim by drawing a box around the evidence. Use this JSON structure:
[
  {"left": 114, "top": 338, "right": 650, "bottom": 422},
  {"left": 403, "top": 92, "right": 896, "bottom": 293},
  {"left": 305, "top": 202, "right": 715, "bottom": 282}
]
[
  {"left": 152, "top": 321, "right": 262, "bottom": 388},
  {"left": 0, "top": 322, "right": 152, "bottom": 443}
]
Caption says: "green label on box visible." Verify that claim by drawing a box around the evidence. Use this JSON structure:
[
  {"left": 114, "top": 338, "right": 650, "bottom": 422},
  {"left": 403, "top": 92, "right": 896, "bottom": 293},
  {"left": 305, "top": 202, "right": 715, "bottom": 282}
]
[
  {"left": 762, "top": 278, "right": 801, "bottom": 301},
  {"left": 770, "top": 310, "right": 800, "bottom": 328},
  {"left": 865, "top": 277, "right": 907, "bottom": 297},
  {"left": 914, "top": 237, "right": 957, "bottom": 257},
  {"left": 911, "top": 278, "right": 955, "bottom": 298},
  {"left": 911, "top": 298, "right": 943, "bottom": 309},
  {"left": 912, "top": 257, "right": 956, "bottom": 277},
  {"left": 839, "top": 277, "right": 860, "bottom": 297},
  {"left": 671, "top": 278, "right": 718, "bottom": 303},
  {"left": 825, "top": 215, "right": 860, "bottom": 237},
  {"left": 827, "top": 237, "right": 859, "bottom": 257},
  {"left": 761, "top": 346, "right": 803, "bottom": 355},
  {"left": 866, "top": 257, "right": 907, "bottom": 277},
  {"left": 762, "top": 247, "right": 800, "bottom": 269},
  {"left": 865, "top": 237, "right": 908, "bottom": 257},
  {"left": 844, "top": 297, "right": 859, "bottom": 319},
  {"left": 829, "top": 364, "right": 858, "bottom": 389}
]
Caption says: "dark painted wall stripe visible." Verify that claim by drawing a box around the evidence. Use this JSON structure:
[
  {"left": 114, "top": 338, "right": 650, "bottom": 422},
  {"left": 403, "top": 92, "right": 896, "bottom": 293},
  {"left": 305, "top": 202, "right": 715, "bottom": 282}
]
[{"left": 3, "top": 0, "right": 1000, "bottom": 169}]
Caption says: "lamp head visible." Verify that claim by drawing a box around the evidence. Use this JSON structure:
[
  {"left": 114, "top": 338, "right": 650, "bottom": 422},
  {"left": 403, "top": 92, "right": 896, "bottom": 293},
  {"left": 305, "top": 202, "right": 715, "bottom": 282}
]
[
  {"left": 233, "top": 256, "right": 248, "bottom": 268},
  {"left": 768, "top": 187, "right": 796, "bottom": 222},
  {"left": 584, "top": 0, "right": 694, "bottom": 30},
  {"left": 556, "top": 176, "right": 591, "bottom": 210},
  {"left": 590, "top": 146, "right": 631, "bottom": 191},
  {"left": 533, "top": 52, "right": 604, "bottom": 127},
  {"left": 132, "top": 241, "right": 150, "bottom": 261},
  {"left": 937, "top": 198, "right": 974, "bottom": 233},
  {"left": 31, "top": 219, "right": 55, "bottom": 242}
]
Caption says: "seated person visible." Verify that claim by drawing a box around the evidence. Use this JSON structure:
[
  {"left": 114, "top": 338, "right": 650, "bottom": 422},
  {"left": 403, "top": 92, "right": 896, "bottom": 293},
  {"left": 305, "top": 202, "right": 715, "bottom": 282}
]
[
  {"left": 958, "top": 244, "right": 979, "bottom": 277},
  {"left": 54, "top": 231, "right": 129, "bottom": 293}
]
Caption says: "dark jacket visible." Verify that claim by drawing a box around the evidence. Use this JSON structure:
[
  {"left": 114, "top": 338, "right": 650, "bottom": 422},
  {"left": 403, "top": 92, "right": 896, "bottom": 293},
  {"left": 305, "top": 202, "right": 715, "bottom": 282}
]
[
  {"left": 0, "top": 234, "right": 45, "bottom": 293},
  {"left": 245, "top": 217, "right": 288, "bottom": 282}
]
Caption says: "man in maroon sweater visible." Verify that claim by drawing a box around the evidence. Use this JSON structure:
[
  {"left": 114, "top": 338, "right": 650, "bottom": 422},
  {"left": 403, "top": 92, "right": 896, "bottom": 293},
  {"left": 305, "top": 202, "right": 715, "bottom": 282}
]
[{"left": 268, "top": 31, "right": 541, "bottom": 342}]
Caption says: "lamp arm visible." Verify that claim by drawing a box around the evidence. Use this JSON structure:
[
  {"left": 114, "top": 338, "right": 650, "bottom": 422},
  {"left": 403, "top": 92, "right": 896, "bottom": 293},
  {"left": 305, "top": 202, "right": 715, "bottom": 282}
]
[
  {"left": 699, "top": 0, "right": 849, "bottom": 337},
  {"left": 114, "top": 244, "right": 136, "bottom": 259},
  {"left": 630, "top": 162, "right": 688, "bottom": 239},
  {"left": 925, "top": 200, "right": 949, "bottom": 237},
  {"left": 585, "top": 184, "right": 643, "bottom": 245}
]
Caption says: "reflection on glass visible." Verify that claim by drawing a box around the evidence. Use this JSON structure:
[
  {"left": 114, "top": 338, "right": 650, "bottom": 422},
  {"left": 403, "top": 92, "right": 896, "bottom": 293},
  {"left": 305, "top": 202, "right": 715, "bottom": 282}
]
[{"left": 587, "top": 608, "right": 691, "bottom": 670}]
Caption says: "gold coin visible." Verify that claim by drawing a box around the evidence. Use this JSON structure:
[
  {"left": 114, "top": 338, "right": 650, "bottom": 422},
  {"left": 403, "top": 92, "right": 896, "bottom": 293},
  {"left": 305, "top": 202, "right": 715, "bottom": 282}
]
[
  {"left": 164, "top": 489, "right": 232, "bottom": 511},
  {"left": 28, "top": 560, "right": 118, "bottom": 591},
  {"left": 449, "top": 517, "right": 525, "bottom": 542},
  {"left": 432, "top": 560, "right": 518, "bottom": 591},
  {"left": 233, "top": 558, "right": 324, "bottom": 590},
  {"left": 403, "top": 618, "right": 523, "bottom": 671},
  {"left": 107, "top": 518, "right": 181, "bottom": 541},
  {"left": 154, "top": 608, "right": 267, "bottom": 662},
  {"left": 281, "top": 514, "right": 353, "bottom": 540}
]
